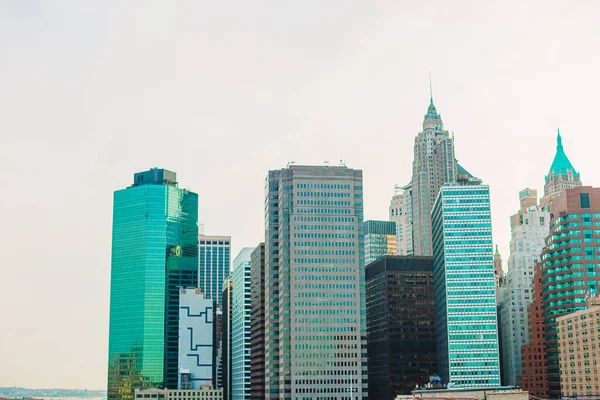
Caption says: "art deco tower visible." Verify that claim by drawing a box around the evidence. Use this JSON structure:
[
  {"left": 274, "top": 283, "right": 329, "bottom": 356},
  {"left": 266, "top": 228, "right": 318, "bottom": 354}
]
[
  {"left": 500, "top": 189, "right": 549, "bottom": 387},
  {"left": 411, "top": 91, "right": 457, "bottom": 256},
  {"left": 541, "top": 129, "right": 582, "bottom": 207}
]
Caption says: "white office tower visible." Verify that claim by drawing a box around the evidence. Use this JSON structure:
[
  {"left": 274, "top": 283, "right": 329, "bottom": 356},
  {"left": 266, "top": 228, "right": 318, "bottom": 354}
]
[{"left": 500, "top": 189, "right": 549, "bottom": 386}]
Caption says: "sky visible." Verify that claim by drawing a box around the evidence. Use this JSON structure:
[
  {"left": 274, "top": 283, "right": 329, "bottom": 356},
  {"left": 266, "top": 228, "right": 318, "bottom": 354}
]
[{"left": 0, "top": 0, "right": 598, "bottom": 390}]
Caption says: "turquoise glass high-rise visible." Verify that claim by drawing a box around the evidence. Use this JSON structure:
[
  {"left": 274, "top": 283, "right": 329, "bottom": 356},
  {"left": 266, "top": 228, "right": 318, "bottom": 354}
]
[
  {"left": 107, "top": 169, "right": 198, "bottom": 400},
  {"left": 432, "top": 182, "right": 501, "bottom": 388}
]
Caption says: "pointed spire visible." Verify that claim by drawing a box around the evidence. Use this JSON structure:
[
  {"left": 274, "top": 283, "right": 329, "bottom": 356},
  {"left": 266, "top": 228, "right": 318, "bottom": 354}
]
[
  {"left": 547, "top": 128, "right": 579, "bottom": 178},
  {"left": 429, "top": 72, "right": 433, "bottom": 105},
  {"left": 495, "top": 245, "right": 500, "bottom": 256},
  {"left": 557, "top": 128, "right": 563, "bottom": 149},
  {"left": 424, "top": 73, "right": 441, "bottom": 121}
]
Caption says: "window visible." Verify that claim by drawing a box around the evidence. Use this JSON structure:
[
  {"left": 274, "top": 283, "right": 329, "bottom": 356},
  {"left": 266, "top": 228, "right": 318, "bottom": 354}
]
[{"left": 581, "top": 193, "right": 591, "bottom": 209}]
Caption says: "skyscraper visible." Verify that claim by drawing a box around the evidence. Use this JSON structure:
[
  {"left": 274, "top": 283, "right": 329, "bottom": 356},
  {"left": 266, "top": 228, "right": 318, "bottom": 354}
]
[
  {"left": 411, "top": 93, "right": 457, "bottom": 256},
  {"left": 221, "top": 278, "right": 232, "bottom": 400},
  {"left": 231, "top": 248, "right": 252, "bottom": 400},
  {"left": 540, "top": 130, "right": 582, "bottom": 208},
  {"left": 108, "top": 168, "right": 199, "bottom": 400},
  {"left": 213, "top": 306, "right": 223, "bottom": 390},
  {"left": 265, "top": 164, "right": 368, "bottom": 399},
  {"left": 178, "top": 288, "right": 214, "bottom": 389},
  {"left": 493, "top": 246, "right": 504, "bottom": 291},
  {"left": 250, "top": 243, "right": 266, "bottom": 400},
  {"left": 431, "top": 180, "right": 501, "bottom": 387},
  {"left": 363, "top": 220, "right": 397, "bottom": 265},
  {"left": 540, "top": 186, "right": 600, "bottom": 397},
  {"left": 389, "top": 183, "right": 413, "bottom": 256},
  {"left": 500, "top": 189, "right": 549, "bottom": 386},
  {"left": 366, "top": 255, "right": 436, "bottom": 399},
  {"left": 520, "top": 262, "right": 549, "bottom": 398},
  {"left": 199, "top": 235, "right": 231, "bottom": 305},
  {"left": 556, "top": 297, "right": 600, "bottom": 397}
]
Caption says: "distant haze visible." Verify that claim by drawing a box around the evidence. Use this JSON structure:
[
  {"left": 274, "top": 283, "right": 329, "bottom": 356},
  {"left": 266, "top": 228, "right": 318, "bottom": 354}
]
[{"left": 0, "top": 1, "right": 598, "bottom": 390}]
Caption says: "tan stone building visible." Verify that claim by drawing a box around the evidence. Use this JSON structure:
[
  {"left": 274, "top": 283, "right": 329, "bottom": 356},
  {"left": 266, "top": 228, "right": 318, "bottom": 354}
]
[
  {"left": 134, "top": 386, "right": 223, "bottom": 400},
  {"left": 410, "top": 95, "right": 456, "bottom": 256},
  {"left": 389, "top": 183, "right": 413, "bottom": 256},
  {"left": 557, "top": 297, "right": 600, "bottom": 397},
  {"left": 399, "top": 387, "right": 528, "bottom": 400}
]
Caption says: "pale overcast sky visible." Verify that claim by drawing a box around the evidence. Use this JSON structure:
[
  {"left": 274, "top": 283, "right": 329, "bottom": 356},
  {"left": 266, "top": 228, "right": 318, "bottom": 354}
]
[{"left": 1, "top": 0, "right": 598, "bottom": 390}]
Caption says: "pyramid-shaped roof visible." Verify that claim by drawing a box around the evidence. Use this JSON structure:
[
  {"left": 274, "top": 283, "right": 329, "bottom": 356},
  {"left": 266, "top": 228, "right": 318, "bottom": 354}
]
[{"left": 547, "top": 129, "right": 579, "bottom": 178}]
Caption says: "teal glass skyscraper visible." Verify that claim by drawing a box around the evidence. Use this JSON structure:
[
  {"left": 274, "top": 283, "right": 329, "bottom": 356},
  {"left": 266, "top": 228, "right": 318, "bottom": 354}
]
[
  {"left": 431, "top": 180, "right": 501, "bottom": 388},
  {"left": 107, "top": 168, "right": 199, "bottom": 400}
]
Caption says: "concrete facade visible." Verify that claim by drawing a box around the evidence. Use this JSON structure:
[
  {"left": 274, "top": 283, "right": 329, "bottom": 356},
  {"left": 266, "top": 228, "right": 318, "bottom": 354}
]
[
  {"left": 557, "top": 297, "right": 600, "bottom": 397},
  {"left": 500, "top": 189, "right": 549, "bottom": 386},
  {"left": 135, "top": 387, "right": 223, "bottom": 400},
  {"left": 389, "top": 184, "right": 413, "bottom": 256},
  {"left": 405, "top": 387, "right": 528, "bottom": 400},
  {"left": 411, "top": 98, "right": 456, "bottom": 256},
  {"left": 265, "top": 164, "right": 367, "bottom": 400}
]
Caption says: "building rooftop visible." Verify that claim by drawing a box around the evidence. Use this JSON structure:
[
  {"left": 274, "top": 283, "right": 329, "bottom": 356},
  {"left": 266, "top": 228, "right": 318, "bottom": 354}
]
[
  {"left": 547, "top": 129, "right": 579, "bottom": 178},
  {"left": 132, "top": 168, "right": 177, "bottom": 187},
  {"left": 557, "top": 296, "right": 600, "bottom": 323}
]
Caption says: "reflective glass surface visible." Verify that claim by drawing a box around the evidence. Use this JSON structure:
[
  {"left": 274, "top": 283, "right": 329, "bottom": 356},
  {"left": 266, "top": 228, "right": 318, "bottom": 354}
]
[{"left": 108, "top": 181, "right": 198, "bottom": 400}]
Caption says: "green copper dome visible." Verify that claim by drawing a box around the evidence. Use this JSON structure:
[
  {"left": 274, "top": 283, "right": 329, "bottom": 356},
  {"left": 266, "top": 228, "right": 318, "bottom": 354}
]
[{"left": 547, "top": 129, "right": 579, "bottom": 178}]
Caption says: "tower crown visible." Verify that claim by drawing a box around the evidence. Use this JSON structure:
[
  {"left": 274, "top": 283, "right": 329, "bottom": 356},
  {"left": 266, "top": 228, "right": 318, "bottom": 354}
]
[
  {"left": 547, "top": 129, "right": 579, "bottom": 178},
  {"left": 423, "top": 77, "right": 442, "bottom": 129}
]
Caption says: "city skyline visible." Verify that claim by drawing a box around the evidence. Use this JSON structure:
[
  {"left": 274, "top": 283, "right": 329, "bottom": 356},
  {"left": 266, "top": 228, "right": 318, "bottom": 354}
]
[{"left": 1, "top": 1, "right": 600, "bottom": 390}]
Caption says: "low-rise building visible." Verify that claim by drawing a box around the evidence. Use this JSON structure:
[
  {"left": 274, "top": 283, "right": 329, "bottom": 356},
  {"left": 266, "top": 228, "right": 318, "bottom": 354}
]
[
  {"left": 401, "top": 386, "right": 528, "bottom": 400},
  {"left": 557, "top": 297, "right": 600, "bottom": 397},
  {"left": 135, "top": 386, "right": 223, "bottom": 400}
]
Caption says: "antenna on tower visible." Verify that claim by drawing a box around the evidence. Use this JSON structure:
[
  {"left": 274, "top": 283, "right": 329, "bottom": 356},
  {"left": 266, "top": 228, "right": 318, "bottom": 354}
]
[{"left": 429, "top": 72, "right": 433, "bottom": 104}]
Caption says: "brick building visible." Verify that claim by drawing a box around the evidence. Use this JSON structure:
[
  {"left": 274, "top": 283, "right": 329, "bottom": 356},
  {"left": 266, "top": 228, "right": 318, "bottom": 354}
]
[{"left": 520, "top": 262, "right": 548, "bottom": 398}]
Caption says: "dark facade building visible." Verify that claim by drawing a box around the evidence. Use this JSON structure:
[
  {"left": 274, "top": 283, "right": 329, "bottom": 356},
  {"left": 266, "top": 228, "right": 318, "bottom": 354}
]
[
  {"left": 250, "top": 243, "right": 266, "bottom": 400},
  {"left": 107, "top": 168, "right": 198, "bottom": 400},
  {"left": 221, "top": 278, "right": 232, "bottom": 400},
  {"left": 541, "top": 186, "right": 600, "bottom": 397},
  {"left": 520, "top": 263, "right": 549, "bottom": 398},
  {"left": 212, "top": 305, "right": 223, "bottom": 390},
  {"left": 366, "top": 255, "right": 437, "bottom": 400}
]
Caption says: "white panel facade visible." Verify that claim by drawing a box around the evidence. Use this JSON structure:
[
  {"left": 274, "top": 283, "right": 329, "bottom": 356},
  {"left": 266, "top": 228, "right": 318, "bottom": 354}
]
[
  {"left": 178, "top": 288, "right": 214, "bottom": 389},
  {"left": 500, "top": 192, "right": 549, "bottom": 386}
]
